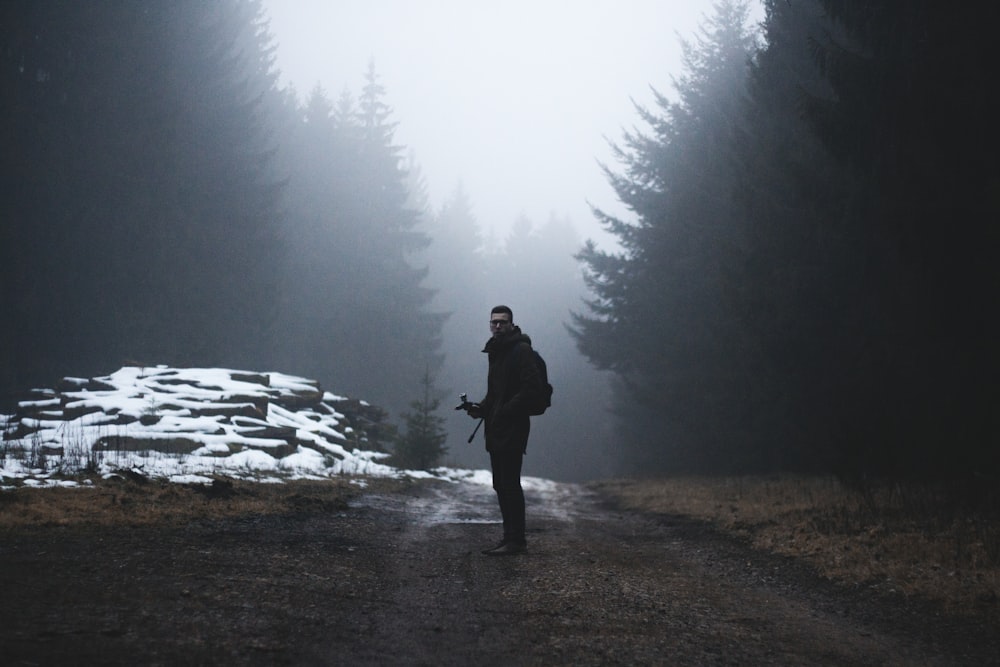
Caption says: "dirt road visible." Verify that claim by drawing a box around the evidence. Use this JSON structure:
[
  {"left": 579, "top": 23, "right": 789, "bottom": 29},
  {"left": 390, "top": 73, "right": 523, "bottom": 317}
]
[{"left": 1, "top": 478, "right": 995, "bottom": 665}]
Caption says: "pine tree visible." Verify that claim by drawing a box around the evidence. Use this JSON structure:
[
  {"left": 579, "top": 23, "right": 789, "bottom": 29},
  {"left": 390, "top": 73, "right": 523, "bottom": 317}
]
[
  {"left": 392, "top": 368, "right": 448, "bottom": 470},
  {"left": 347, "top": 61, "right": 444, "bottom": 415},
  {"left": 726, "top": 0, "right": 850, "bottom": 472},
  {"left": 801, "top": 1, "right": 1000, "bottom": 477},
  {"left": 273, "top": 66, "right": 443, "bottom": 419},
  {"left": 415, "top": 184, "right": 488, "bottom": 465},
  {"left": 572, "top": 0, "right": 759, "bottom": 473},
  {"left": 0, "top": 0, "right": 283, "bottom": 401}
]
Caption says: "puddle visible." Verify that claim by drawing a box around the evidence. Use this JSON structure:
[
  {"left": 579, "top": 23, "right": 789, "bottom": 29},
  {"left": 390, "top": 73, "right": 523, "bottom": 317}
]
[{"left": 352, "top": 478, "right": 597, "bottom": 527}]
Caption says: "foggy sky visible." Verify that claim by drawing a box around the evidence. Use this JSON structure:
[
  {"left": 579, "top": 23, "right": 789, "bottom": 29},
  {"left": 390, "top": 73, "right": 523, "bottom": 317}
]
[{"left": 263, "top": 0, "right": 761, "bottom": 246}]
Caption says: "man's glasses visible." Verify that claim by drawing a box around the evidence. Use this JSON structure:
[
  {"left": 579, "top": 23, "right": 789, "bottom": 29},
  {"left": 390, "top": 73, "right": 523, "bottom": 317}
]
[{"left": 489, "top": 319, "right": 510, "bottom": 328}]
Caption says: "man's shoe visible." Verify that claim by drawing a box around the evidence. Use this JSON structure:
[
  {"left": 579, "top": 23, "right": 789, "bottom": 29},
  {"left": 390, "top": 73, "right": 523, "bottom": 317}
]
[
  {"left": 484, "top": 541, "right": 526, "bottom": 556},
  {"left": 481, "top": 540, "right": 507, "bottom": 555}
]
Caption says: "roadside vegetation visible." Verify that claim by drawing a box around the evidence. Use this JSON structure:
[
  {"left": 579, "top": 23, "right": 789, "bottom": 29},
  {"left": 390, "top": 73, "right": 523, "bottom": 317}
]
[
  {"left": 0, "top": 474, "right": 408, "bottom": 528},
  {"left": 594, "top": 475, "right": 1000, "bottom": 617}
]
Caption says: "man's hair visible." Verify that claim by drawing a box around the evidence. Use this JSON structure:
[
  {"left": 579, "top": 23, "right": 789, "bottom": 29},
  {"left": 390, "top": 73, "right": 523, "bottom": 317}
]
[{"left": 491, "top": 305, "right": 513, "bottom": 322}]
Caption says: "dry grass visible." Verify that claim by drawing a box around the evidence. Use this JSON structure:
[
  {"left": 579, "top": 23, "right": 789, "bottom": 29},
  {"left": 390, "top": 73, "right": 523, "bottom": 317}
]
[
  {"left": 0, "top": 474, "right": 407, "bottom": 529},
  {"left": 592, "top": 475, "right": 1000, "bottom": 615}
]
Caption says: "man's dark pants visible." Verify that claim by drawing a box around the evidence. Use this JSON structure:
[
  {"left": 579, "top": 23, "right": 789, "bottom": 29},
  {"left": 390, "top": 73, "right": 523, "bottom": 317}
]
[{"left": 490, "top": 449, "right": 526, "bottom": 545}]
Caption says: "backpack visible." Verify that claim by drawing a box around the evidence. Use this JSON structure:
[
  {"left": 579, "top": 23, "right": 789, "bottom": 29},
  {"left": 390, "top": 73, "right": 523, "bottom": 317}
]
[{"left": 522, "top": 347, "right": 553, "bottom": 416}]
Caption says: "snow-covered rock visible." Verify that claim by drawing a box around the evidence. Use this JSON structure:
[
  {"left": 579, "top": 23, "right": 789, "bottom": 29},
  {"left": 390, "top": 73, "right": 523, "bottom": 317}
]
[{"left": 0, "top": 366, "right": 399, "bottom": 486}]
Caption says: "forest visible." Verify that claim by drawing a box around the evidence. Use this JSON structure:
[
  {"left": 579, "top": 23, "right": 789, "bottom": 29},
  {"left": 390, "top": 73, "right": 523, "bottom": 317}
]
[{"left": 2, "top": 1, "right": 997, "bottom": 483}]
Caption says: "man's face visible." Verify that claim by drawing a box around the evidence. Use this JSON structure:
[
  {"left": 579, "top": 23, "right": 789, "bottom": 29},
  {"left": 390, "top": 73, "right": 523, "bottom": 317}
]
[{"left": 489, "top": 313, "right": 512, "bottom": 337}]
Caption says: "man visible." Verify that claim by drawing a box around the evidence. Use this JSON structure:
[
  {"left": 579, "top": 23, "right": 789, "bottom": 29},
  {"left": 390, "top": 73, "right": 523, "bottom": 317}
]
[{"left": 464, "top": 305, "right": 544, "bottom": 556}]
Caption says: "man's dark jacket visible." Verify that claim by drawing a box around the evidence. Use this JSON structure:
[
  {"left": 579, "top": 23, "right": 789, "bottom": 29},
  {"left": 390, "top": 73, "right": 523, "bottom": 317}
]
[{"left": 479, "top": 326, "right": 544, "bottom": 454}]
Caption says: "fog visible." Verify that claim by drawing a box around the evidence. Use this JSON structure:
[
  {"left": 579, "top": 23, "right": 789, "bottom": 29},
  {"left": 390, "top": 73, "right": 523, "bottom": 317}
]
[
  {"left": 5, "top": 2, "right": 994, "bottom": 485},
  {"left": 259, "top": 1, "right": 754, "bottom": 481},
  {"left": 263, "top": 0, "right": 742, "bottom": 246},
  {"left": 2, "top": 1, "right": 769, "bottom": 483}
]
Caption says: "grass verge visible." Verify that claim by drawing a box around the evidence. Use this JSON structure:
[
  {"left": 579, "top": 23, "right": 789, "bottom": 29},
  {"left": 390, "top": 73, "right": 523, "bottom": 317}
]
[
  {"left": 592, "top": 475, "right": 1000, "bottom": 617},
  {"left": 0, "top": 474, "right": 408, "bottom": 528}
]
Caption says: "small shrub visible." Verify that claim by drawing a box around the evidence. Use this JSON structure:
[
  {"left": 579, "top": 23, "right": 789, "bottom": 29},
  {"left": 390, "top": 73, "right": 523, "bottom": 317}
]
[{"left": 391, "top": 369, "right": 447, "bottom": 471}]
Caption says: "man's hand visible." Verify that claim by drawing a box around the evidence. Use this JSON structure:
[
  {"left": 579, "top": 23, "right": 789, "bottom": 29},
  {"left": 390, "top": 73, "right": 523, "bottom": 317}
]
[{"left": 455, "top": 393, "right": 483, "bottom": 418}]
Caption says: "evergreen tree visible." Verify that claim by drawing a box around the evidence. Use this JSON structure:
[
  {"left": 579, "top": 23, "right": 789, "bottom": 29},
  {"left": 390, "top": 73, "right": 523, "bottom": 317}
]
[
  {"left": 343, "top": 61, "right": 444, "bottom": 416},
  {"left": 728, "top": 0, "right": 849, "bottom": 471},
  {"left": 0, "top": 0, "right": 283, "bottom": 404},
  {"left": 424, "top": 183, "right": 486, "bottom": 296},
  {"left": 416, "top": 183, "right": 487, "bottom": 468},
  {"left": 800, "top": 1, "right": 1000, "bottom": 477},
  {"left": 273, "top": 66, "right": 443, "bottom": 420},
  {"left": 403, "top": 149, "right": 433, "bottom": 227},
  {"left": 392, "top": 368, "right": 448, "bottom": 470},
  {"left": 572, "top": 0, "right": 759, "bottom": 473}
]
